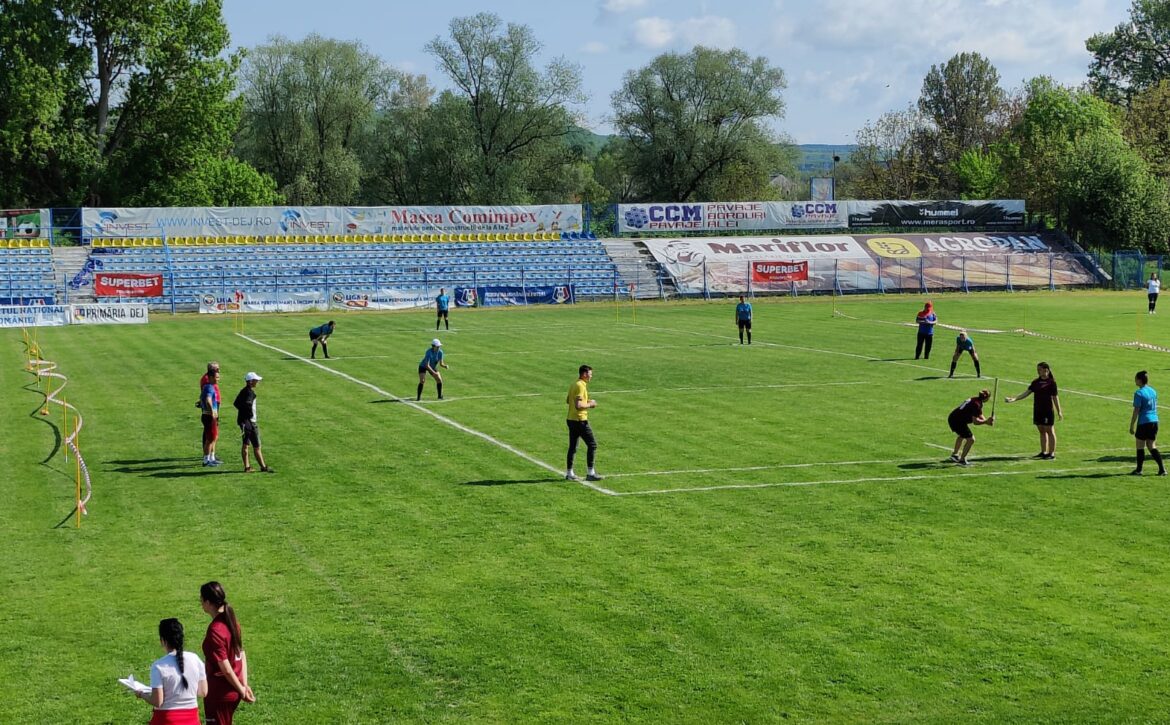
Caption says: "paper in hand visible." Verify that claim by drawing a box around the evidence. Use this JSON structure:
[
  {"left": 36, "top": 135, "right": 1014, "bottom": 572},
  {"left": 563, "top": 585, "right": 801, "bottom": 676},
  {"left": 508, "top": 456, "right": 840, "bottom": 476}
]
[{"left": 118, "top": 674, "right": 151, "bottom": 695}]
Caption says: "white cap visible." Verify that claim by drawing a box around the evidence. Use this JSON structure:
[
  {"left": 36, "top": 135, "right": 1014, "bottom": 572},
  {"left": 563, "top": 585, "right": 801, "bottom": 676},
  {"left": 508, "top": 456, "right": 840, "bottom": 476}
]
[
  {"left": 244, "top": 371, "right": 263, "bottom": 382},
  {"left": 431, "top": 338, "right": 442, "bottom": 347}
]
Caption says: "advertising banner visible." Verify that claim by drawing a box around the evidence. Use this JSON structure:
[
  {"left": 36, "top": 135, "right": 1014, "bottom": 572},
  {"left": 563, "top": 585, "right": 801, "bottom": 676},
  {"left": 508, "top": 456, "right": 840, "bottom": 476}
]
[
  {"left": 330, "top": 289, "right": 433, "bottom": 310},
  {"left": 474, "top": 285, "right": 575, "bottom": 307},
  {"left": 0, "top": 209, "right": 50, "bottom": 239},
  {"left": 70, "top": 303, "right": 149, "bottom": 325},
  {"left": 83, "top": 205, "right": 582, "bottom": 239},
  {"left": 618, "top": 201, "right": 847, "bottom": 233},
  {"left": 198, "top": 291, "right": 328, "bottom": 314},
  {"left": 847, "top": 200, "right": 1026, "bottom": 228},
  {"left": 751, "top": 261, "right": 809, "bottom": 283},
  {"left": 94, "top": 272, "right": 164, "bottom": 297},
  {"left": 0, "top": 305, "right": 70, "bottom": 327},
  {"left": 0, "top": 295, "right": 55, "bottom": 305},
  {"left": 453, "top": 287, "right": 479, "bottom": 307}
]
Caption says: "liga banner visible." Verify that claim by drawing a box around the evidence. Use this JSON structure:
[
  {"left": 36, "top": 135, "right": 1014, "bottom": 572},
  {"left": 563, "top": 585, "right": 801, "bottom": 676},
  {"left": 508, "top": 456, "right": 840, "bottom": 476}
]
[
  {"left": 0, "top": 305, "right": 70, "bottom": 327},
  {"left": 198, "top": 291, "right": 328, "bottom": 314},
  {"left": 847, "top": 200, "right": 1026, "bottom": 228},
  {"left": 83, "top": 204, "right": 582, "bottom": 239},
  {"left": 0, "top": 209, "right": 50, "bottom": 239},
  {"left": 474, "top": 285, "right": 575, "bottom": 307},
  {"left": 751, "top": 261, "right": 808, "bottom": 283},
  {"left": 94, "top": 272, "right": 164, "bottom": 297},
  {"left": 330, "top": 289, "right": 433, "bottom": 310},
  {"left": 618, "top": 201, "right": 847, "bottom": 233},
  {"left": 70, "top": 303, "right": 149, "bottom": 325}
]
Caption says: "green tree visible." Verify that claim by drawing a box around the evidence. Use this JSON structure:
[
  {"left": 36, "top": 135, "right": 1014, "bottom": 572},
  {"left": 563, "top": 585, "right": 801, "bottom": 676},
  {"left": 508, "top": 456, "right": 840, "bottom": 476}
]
[
  {"left": 847, "top": 105, "right": 939, "bottom": 199},
  {"left": 610, "top": 46, "right": 787, "bottom": 202},
  {"left": 237, "top": 34, "right": 396, "bottom": 205},
  {"left": 918, "top": 52, "right": 1005, "bottom": 193},
  {"left": 1124, "top": 79, "right": 1170, "bottom": 178},
  {"left": 1087, "top": 0, "right": 1170, "bottom": 104},
  {"left": 954, "top": 148, "right": 1006, "bottom": 199}
]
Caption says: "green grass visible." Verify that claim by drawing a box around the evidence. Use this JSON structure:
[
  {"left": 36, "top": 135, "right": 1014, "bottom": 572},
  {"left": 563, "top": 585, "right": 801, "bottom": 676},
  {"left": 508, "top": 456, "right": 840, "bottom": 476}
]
[{"left": 3, "top": 291, "right": 1170, "bottom": 723}]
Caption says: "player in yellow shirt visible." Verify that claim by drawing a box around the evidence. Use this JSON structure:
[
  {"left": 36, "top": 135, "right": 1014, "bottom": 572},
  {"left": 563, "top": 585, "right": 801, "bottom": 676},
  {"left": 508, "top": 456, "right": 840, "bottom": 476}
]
[{"left": 565, "top": 365, "right": 603, "bottom": 482}]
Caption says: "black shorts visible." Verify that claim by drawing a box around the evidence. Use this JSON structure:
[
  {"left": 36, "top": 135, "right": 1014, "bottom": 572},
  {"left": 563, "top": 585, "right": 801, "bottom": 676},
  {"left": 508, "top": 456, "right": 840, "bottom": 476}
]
[
  {"left": 437, "top": 309, "right": 449, "bottom": 318},
  {"left": 948, "top": 416, "right": 973, "bottom": 439},
  {"left": 240, "top": 420, "right": 261, "bottom": 448},
  {"left": 737, "top": 319, "right": 751, "bottom": 330},
  {"left": 1033, "top": 411, "right": 1055, "bottom": 426},
  {"left": 1136, "top": 422, "right": 1159, "bottom": 441}
]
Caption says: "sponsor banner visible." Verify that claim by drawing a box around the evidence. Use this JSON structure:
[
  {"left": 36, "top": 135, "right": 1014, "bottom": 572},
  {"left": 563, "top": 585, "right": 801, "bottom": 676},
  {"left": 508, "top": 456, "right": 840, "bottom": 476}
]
[
  {"left": 618, "top": 201, "right": 847, "bottom": 233},
  {"left": 857, "top": 233, "right": 1055, "bottom": 258},
  {"left": 453, "top": 287, "right": 479, "bottom": 307},
  {"left": 330, "top": 289, "right": 433, "bottom": 310},
  {"left": 94, "top": 272, "right": 164, "bottom": 297},
  {"left": 198, "top": 291, "right": 328, "bottom": 314},
  {"left": 0, "top": 209, "right": 50, "bottom": 239},
  {"left": 0, "top": 305, "right": 70, "bottom": 327},
  {"left": 847, "top": 200, "right": 1026, "bottom": 228},
  {"left": 0, "top": 295, "right": 55, "bottom": 305},
  {"left": 751, "top": 261, "right": 808, "bottom": 283},
  {"left": 474, "top": 285, "right": 575, "bottom": 307},
  {"left": 83, "top": 205, "right": 582, "bottom": 239},
  {"left": 70, "top": 303, "right": 149, "bottom": 325}
]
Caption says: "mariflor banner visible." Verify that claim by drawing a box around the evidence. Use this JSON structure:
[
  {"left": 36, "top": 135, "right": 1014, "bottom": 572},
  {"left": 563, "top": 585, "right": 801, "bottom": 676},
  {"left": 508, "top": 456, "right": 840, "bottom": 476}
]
[
  {"left": 83, "top": 205, "right": 582, "bottom": 239},
  {"left": 94, "top": 272, "right": 164, "bottom": 297},
  {"left": 751, "top": 261, "right": 808, "bottom": 283},
  {"left": 847, "top": 200, "right": 1026, "bottom": 228},
  {"left": 618, "top": 201, "right": 847, "bottom": 233}
]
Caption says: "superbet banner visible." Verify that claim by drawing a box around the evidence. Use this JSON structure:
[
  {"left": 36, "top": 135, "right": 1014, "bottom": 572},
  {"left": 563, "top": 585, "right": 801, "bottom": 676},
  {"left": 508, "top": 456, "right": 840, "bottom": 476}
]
[
  {"left": 618, "top": 201, "right": 847, "bottom": 233},
  {"left": 94, "top": 272, "right": 164, "bottom": 297},
  {"left": 751, "top": 261, "right": 808, "bottom": 283}
]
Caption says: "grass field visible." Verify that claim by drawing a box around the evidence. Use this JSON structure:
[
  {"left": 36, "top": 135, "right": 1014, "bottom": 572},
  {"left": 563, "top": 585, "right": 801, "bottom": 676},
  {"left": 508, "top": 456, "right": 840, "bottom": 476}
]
[{"left": 3, "top": 291, "right": 1170, "bottom": 723}]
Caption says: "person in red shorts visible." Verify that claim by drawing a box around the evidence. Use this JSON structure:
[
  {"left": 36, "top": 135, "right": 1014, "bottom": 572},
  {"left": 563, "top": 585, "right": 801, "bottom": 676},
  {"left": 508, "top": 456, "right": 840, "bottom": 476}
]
[{"left": 201, "top": 581, "right": 255, "bottom": 725}]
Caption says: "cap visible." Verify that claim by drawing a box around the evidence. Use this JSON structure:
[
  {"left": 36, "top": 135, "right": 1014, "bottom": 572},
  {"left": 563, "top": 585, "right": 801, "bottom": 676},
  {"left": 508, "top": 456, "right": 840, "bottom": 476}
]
[
  {"left": 431, "top": 338, "right": 442, "bottom": 347},
  {"left": 244, "top": 372, "right": 263, "bottom": 382}
]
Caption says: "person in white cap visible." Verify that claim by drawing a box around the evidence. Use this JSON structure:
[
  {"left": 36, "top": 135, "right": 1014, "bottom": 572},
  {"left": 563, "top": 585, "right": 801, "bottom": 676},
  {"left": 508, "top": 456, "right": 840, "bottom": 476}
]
[
  {"left": 232, "top": 372, "right": 273, "bottom": 473},
  {"left": 417, "top": 339, "right": 449, "bottom": 401}
]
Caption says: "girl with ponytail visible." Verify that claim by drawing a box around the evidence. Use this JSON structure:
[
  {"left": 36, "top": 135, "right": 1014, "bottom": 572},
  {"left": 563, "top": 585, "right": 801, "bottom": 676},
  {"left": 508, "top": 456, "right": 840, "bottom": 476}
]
[
  {"left": 135, "top": 618, "right": 207, "bottom": 724},
  {"left": 201, "top": 581, "right": 255, "bottom": 725}
]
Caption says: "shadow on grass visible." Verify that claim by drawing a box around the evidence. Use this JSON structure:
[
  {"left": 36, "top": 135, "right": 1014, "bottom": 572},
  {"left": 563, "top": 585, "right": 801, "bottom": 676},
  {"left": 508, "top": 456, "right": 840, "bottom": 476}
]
[
  {"left": 463, "top": 478, "right": 559, "bottom": 486},
  {"left": 106, "top": 457, "right": 191, "bottom": 465},
  {"left": 868, "top": 358, "right": 918, "bottom": 362},
  {"left": 147, "top": 469, "right": 239, "bottom": 479},
  {"left": 899, "top": 454, "right": 1030, "bottom": 470},
  {"left": 1037, "top": 471, "right": 1126, "bottom": 480},
  {"left": 370, "top": 399, "right": 406, "bottom": 404},
  {"left": 25, "top": 381, "right": 62, "bottom": 462},
  {"left": 915, "top": 375, "right": 950, "bottom": 381},
  {"left": 1095, "top": 455, "right": 1136, "bottom": 463}
]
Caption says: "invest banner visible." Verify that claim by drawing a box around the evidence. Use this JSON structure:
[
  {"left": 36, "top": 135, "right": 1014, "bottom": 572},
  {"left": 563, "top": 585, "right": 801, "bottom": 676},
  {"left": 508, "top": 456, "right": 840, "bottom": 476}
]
[
  {"left": 330, "top": 289, "right": 433, "bottom": 310},
  {"left": 70, "top": 303, "right": 149, "bottom": 324},
  {"left": 94, "top": 272, "right": 164, "bottom": 297},
  {"left": 618, "top": 201, "right": 847, "bottom": 233},
  {"left": 474, "top": 285, "right": 575, "bottom": 307},
  {"left": 83, "top": 205, "right": 583, "bottom": 239},
  {"left": 751, "top": 261, "right": 808, "bottom": 283},
  {"left": 1, "top": 209, "right": 50, "bottom": 239},
  {"left": 198, "top": 291, "right": 328, "bottom": 313},
  {"left": 847, "top": 200, "right": 1026, "bottom": 228},
  {"left": 0, "top": 305, "right": 70, "bottom": 327}
]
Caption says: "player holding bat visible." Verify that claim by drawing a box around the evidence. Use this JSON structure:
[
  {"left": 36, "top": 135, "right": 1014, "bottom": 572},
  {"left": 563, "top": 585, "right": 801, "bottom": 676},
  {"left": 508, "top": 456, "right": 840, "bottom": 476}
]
[{"left": 947, "top": 389, "right": 994, "bottom": 466}]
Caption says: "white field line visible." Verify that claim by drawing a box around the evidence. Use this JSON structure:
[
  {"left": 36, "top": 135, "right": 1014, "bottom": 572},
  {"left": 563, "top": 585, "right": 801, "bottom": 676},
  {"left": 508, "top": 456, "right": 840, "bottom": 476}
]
[
  {"left": 625, "top": 322, "right": 1130, "bottom": 404},
  {"left": 236, "top": 333, "right": 617, "bottom": 496},
  {"left": 431, "top": 380, "right": 874, "bottom": 403},
  {"left": 924, "top": 442, "right": 952, "bottom": 451},
  {"left": 614, "top": 465, "right": 1113, "bottom": 496}
]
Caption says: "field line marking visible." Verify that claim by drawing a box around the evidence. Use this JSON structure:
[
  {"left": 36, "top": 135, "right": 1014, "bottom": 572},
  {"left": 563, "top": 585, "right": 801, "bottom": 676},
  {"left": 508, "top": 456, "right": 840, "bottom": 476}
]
[
  {"left": 236, "top": 333, "right": 617, "bottom": 496},
  {"left": 433, "top": 380, "right": 874, "bottom": 402},
  {"left": 625, "top": 323, "right": 1130, "bottom": 403},
  {"left": 614, "top": 465, "right": 1113, "bottom": 496},
  {"left": 924, "top": 442, "right": 952, "bottom": 451}
]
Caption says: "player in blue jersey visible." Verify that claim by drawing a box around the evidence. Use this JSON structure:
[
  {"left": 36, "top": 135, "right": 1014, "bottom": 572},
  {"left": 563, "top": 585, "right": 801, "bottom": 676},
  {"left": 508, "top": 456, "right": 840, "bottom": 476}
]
[
  {"left": 914, "top": 301, "right": 936, "bottom": 359},
  {"left": 948, "top": 331, "right": 981, "bottom": 378},
  {"left": 1130, "top": 370, "right": 1165, "bottom": 475},
  {"left": 735, "top": 295, "right": 752, "bottom": 344},
  {"left": 309, "top": 320, "right": 335, "bottom": 359},
  {"left": 436, "top": 288, "right": 450, "bottom": 330},
  {"left": 417, "top": 339, "right": 449, "bottom": 401}
]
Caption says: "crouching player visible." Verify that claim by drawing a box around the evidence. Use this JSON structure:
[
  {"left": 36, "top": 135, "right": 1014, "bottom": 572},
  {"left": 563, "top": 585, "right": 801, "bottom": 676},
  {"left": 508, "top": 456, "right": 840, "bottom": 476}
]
[{"left": 947, "top": 389, "right": 994, "bottom": 466}]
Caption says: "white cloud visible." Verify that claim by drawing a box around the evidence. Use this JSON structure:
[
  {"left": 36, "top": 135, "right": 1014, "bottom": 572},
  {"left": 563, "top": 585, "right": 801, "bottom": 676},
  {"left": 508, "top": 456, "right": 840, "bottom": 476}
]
[
  {"left": 630, "top": 17, "right": 675, "bottom": 49},
  {"left": 602, "top": 0, "right": 649, "bottom": 11},
  {"left": 581, "top": 41, "right": 610, "bottom": 55},
  {"left": 627, "top": 15, "right": 737, "bottom": 50}
]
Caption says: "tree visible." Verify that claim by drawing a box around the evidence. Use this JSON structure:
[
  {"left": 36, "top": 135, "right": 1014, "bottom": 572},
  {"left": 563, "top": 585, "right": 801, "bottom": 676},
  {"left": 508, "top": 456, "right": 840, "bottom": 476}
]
[
  {"left": 424, "top": 13, "right": 585, "bottom": 203},
  {"left": 918, "top": 52, "right": 1005, "bottom": 193},
  {"left": 847, "top": 105, "right": 939, "bottom": 199},
  {"left": 610, "top": 46, "right": 787, "bottom": 202},
  {"left": 1087, "top": 0, "right": 1170, "bottom": 105},
  {"left": 954, "top": 148, "right": 1006, "bottom": 199},
  {"left": 237, "top": 34, "right": 396, "bottom": 205},
  {"left": 1124, "top": 79, "right": 1170, "bottom": 178}
]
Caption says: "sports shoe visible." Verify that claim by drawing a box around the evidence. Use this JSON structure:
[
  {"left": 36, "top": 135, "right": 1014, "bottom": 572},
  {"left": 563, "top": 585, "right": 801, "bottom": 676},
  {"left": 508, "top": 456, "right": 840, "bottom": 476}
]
[
  {"left": 586, "top": 473, "right": 605, "bottom": 481},
  {"left": 203, "top": 460, "right": 214, "bottom": 467},
  {"left": 1041, "top": 453, "right": 1055, "bottom": 460},
  {"left": 948, "top": 454, "right": 960, "bottom": 462},
  {"left": 565, "top": 473, "right": 579, "bottom": 481},
  {"left": 1130, "top": 469, "right": 1143, "bottom": 476},
  {"left": 956, "top": 459, "right": 971, "bottom": 467},
  {"left": 261, "top": 467, "right": 276, "bottom": 474},
  {"left": 210, "top": 458, "right": 223, "bottom": 465},
  {"left": 1032, "top": 452, "right": 1046, "bottom": 459}
]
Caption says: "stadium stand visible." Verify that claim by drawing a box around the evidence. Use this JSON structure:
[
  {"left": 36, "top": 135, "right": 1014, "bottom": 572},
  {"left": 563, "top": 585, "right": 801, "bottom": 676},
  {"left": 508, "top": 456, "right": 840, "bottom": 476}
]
[
  {"left": 86, "top": 238, "right": 621, "bottom": 306},
  {"left": 0, "top": 243, "right": 58, "bottom": 304}
]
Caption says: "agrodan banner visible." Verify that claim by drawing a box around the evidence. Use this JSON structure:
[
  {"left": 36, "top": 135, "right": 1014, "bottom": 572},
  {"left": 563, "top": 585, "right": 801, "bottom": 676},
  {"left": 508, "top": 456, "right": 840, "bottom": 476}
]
[
  {"left": 94, "top": 272, "right": 164, "bottom": 297},
  {"left": 847, "top": 200, "right": 1026, "bottom": 228},
  {"left": 618, "top": 201, "right": 847, "bottom": 233},
  {"left": 641, "top": 233, "right": 1098, "bottom": 293},
  {"left": 83, "top": 204, "right": 582, "bottom": 239}
]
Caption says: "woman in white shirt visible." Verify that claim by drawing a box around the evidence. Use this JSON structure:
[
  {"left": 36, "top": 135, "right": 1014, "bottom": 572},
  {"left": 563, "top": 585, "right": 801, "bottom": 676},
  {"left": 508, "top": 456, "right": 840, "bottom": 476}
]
[
  {"left": 134, "top": 618, "right": 208, "bottom": 725},
  {"left": 1148, "top": 273, "right": 1160, "bottom": 314}
]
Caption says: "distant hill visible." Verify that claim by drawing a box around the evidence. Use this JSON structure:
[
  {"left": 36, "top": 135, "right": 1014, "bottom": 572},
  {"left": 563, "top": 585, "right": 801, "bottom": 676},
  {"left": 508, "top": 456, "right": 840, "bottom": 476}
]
[{"left": 565, "top": 127, "right": 610, "bottom": 156}]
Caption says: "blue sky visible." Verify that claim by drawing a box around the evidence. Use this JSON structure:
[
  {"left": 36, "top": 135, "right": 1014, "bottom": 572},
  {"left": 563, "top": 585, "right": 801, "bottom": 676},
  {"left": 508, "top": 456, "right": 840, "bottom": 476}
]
[{"left": 222, "top": 0, "right": 1130, "bottom": 145}]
